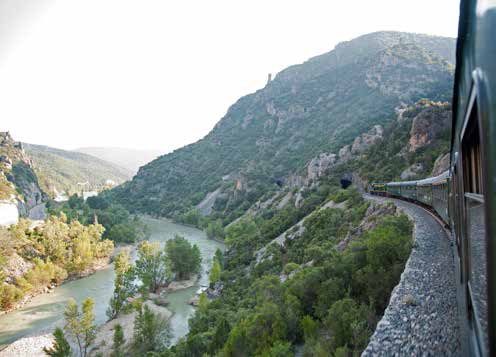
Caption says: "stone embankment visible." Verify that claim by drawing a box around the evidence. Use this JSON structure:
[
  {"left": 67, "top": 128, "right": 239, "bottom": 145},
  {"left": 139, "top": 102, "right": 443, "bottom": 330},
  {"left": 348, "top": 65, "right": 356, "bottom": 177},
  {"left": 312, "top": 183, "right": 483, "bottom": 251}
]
[{"left": 362, "top": 195, "right": 461, "bottom": 356}]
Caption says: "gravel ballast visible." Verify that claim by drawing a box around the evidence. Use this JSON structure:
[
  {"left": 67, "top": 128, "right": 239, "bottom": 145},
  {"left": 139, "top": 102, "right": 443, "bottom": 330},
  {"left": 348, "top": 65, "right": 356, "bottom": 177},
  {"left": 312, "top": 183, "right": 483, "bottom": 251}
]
[{"left": 362, "top": 195, "right": 461, "bottom": 356}]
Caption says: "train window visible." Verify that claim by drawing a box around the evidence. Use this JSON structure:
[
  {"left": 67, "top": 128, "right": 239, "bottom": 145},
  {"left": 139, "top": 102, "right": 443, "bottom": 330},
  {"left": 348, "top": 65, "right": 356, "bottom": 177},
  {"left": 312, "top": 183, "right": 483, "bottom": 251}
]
[
  {"left": 461, "top": 97, "right": 488, "bottom": 351},
  {"left": 462, "top": 103, "right": 482, "bottom": 194}
]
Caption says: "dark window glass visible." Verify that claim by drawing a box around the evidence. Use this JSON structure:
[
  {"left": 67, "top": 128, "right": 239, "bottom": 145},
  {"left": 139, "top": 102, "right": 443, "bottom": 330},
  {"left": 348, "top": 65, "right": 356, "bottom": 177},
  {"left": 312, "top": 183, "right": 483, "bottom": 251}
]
[{"left": 461, "top": 100, "right": 488, "bottom": 350}]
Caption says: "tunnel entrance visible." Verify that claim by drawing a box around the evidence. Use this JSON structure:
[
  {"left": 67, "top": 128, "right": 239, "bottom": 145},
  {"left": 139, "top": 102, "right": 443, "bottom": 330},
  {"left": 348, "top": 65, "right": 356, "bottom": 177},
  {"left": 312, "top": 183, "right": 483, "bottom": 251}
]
[{"left": 340, "top": 173, "right": 352, "bottom": 189}]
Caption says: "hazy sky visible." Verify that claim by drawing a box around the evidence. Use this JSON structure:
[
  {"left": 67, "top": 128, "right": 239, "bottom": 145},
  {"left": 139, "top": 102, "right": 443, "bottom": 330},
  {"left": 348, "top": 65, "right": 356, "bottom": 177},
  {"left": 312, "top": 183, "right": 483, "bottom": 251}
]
[{"left": 0, "top": 0, "right": 459, "bottom": 153}]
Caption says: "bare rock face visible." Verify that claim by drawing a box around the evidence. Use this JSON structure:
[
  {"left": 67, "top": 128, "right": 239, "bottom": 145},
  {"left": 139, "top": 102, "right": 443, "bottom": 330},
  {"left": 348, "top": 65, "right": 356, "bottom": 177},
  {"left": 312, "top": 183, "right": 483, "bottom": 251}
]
[
  {"left": 307, "top": 153, "right": 337, "bottom": 182},
  {"left": 338, "top": 145, "right": 353, "bottom": 163},
  {"left": 196, "top": 188, "right": 223, "bottom": 216},
  {"left": 408, "top": 103, "right": 451, "bottom": 152},
  {"left": 351, "top": 125, "right": 384, "bottom": 155},
  {"left": 400, "top": 163, "right": 424, "bottom": 180},
  {"left": 0, "top": 132, "right": 47, "bottom": 222},
  {"left": 431, "top": 153, "right": 450, "bottom": 176},
  {"left": 2, "top": 253, "right": 34, "bottom": 283}
]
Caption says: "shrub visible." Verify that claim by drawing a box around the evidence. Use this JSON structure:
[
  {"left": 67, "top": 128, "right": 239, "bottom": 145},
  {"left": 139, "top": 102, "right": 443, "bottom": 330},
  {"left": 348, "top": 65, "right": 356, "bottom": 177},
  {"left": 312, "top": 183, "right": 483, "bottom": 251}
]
[{"left": 0, "top": 283, "right": 24, "bottom": 309}]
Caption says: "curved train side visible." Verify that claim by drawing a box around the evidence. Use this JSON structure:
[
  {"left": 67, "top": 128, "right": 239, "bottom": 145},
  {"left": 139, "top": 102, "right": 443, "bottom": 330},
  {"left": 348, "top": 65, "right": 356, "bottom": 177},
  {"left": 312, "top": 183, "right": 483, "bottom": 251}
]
[
  {"left": 369, "top": 1, "right": 495, "bottom": 355},
  {"left": 370, "top": 170, "right": 450, "bottom": 225}
]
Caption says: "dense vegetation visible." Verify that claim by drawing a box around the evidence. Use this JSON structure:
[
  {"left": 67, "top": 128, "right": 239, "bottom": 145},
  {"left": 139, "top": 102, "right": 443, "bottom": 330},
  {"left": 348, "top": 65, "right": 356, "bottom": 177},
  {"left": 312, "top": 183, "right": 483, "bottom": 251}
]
[
  {"left": 49, "top": 194, "right": 149, "bottom": 244},
  {"left": 149, "top": 187, "right": 413, "bottom": 356},
  {"left": 25, "top": 143, "right": 131, "bottom": 198},
  {"left": 0, "top": 216, "right": 113, "bottom": 310}
]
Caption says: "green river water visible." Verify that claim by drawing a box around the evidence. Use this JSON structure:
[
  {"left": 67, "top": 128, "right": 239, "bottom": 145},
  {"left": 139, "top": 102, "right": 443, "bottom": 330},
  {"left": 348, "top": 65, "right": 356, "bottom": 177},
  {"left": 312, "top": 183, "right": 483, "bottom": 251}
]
[{"left": 0, "top": 217, "right": 225, "bottom": 347}]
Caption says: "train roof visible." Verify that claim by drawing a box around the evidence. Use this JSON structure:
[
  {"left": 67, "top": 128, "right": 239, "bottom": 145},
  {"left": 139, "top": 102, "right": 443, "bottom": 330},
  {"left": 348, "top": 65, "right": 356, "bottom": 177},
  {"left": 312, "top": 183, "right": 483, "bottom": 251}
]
[
  {"left": 385, "top": 171, "right": 450, "bottom": 187},
  {"left": 386, "top": 180, "right": 418, "bottom": 187},
  {"left": 416, "top": 170, "right": 450, "bottom": 186}
]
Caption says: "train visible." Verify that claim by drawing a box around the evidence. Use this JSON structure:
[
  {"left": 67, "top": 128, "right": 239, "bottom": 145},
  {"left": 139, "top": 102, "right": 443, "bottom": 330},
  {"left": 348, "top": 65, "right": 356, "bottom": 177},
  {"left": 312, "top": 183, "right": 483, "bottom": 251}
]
[{"left": 370, "top": 0, "right": 495, "bottom": 355}]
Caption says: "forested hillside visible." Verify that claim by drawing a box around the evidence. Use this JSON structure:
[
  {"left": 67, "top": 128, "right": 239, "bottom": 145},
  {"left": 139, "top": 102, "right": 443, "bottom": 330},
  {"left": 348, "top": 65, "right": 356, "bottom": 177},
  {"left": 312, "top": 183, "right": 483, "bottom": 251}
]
[
  {"left": 98, "top": 31, "right": 456, "bottom": 356},
  {"left": 25, "top": 144, "right": 131, "bottom": 198},
  {"left": 111, "top": 31, "right": 455, "bottom": 223}
]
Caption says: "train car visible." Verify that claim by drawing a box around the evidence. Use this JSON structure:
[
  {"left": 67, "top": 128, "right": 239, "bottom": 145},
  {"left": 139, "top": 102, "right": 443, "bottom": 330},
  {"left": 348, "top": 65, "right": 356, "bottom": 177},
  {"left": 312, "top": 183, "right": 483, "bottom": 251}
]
[
  {"left": 385, "top": 181, "right": 402, "bottom": 197},
  {"left": 450, "top": 0, "right": 496, "bottom": 355},
  {"left": 397, "top": 180, "right": 418, "bottom": 201},
  {"left": 416, "top": 171, "right": 450, "bottom": 222},
  {"left": 369, "top": 183, "right": 386, "bottom": 196},
  {"left": 369, "top": 1, "right": 495, "bottom": 354}
]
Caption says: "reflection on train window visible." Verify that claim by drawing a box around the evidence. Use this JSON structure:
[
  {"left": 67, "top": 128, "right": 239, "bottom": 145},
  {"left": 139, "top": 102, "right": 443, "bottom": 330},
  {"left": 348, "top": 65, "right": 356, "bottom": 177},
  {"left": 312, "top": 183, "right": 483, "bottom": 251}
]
[{"left": 461, "top": 98, "right": 488, "bottom": 351}]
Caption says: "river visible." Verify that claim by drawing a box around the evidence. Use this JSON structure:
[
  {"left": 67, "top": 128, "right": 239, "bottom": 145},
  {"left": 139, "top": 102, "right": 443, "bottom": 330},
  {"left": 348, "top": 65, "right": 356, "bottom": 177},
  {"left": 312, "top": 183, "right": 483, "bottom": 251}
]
[{"left": 0, "top": 217, "right": 225, "bottom": 347}]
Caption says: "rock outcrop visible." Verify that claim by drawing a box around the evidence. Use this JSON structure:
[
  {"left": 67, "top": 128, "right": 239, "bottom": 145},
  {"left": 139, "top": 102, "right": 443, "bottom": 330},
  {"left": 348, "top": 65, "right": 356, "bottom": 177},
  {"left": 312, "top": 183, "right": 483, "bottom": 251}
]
[
  {"left": 431, "top": 153, "right": 450, "bottom": 176},
  {"left": 407, "top": 103, "right": 451, "bottom": 152},
  {"left": 307, "top": 153, "right": 337, "bottom": 182},
  {"left": 304, "top": 124, "right": 384, "bottom": 184},
  {"left": 0, "top": 132, "right": 46, "bottom": 225},
  {"left": 197, "top": 188, "right": 223, "bottom": 216},
  {"left": 400, "top": 163, "right": 424, "bottom": 180},
  {"left": 351, "top": 125, "right": 384, "bottom": 155}
]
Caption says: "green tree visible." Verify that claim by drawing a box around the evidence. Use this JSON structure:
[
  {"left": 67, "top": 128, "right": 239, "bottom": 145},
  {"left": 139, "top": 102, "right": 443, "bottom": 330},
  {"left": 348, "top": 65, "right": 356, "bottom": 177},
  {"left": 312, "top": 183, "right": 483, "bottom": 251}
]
[
  {"left": 132, "top": 304, "right": 170, "bottom": 353},
  {"left": 108, "top": 224, "right": 137, "bottom": 243},
  {"left": 260, "top": 341, "right": 292, "bottom": 357},
  {"left": 107, "top": 250, "right": 135, "bottom": 319},
  {"left": 81, "top": 298, "right": 97, "bottom": 357},
  {"left": 135, "top": 241, "right": 170, "bottom": 293},
  {"left": 214, "top": 248, "right": 224, "bottom": 269},
  {"left": 43, "top": 327, "right": 71, "bottom": 357},
  {"left": 111, "top": 324, "right": 125, "bottom": 357},
  {"left": 324, "top": 298, "right": 368, "bottom": 352},
  {"left": 209, "top": 259, "right": 221, "bottom": 285},
  {"left": 301, "top": 315, "right": 318, "bottom": 341},
  {"left": 63, "top": 297, "right": 96, "bottom": 357},
  {"left": 197, "top": 293, "right": 209, "bottom": 314},
  {"left": 206, "top": 220, "right": 225, "bottom": 240},
  {"left": 165, "top": 235, "right": 201, "bottom": 280}
]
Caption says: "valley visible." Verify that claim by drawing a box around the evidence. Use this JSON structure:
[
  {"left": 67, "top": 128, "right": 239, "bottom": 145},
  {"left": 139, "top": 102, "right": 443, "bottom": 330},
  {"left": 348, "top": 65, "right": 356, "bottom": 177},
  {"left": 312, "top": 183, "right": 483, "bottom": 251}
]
[
  {"left": 0, "top": 217, "right": 224, "bottom": 355},
  {"left": 0, "top": 29, "right": 463, "bottom": 356}
]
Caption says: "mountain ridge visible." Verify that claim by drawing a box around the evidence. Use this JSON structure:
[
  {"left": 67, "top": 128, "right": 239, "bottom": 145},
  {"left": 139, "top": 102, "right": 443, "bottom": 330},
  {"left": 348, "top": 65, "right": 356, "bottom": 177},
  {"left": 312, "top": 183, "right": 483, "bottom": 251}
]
[
  {"left": 25, "top": 143, "right": 132, "bottom": 197},
  {"left": 75, "top": 147, "right": 163, "bottom": 174},
  {"left": 110, "top": 31, "right": 456, "bottom": 223}
]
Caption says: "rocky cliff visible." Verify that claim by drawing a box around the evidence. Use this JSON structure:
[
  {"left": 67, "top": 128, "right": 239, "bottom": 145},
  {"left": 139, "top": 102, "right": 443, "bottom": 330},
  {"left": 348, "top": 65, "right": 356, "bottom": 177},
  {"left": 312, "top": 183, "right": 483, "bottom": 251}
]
[
  {"left": 356, "top": 100, "right": 452, "bottom": 183},
  {"left": 0, "top": 132, "right": 46, "bottom": 225}
]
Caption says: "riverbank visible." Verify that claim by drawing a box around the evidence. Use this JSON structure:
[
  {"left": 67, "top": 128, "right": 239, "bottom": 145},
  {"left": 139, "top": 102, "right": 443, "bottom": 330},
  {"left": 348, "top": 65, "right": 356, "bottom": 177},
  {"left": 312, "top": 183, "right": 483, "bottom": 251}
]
[
  {"left": 0, "top": 243, "right": 135, "bottom": 316},
  {"left": 0, "top": 218, "right": 225, "bottom": 352},
  {"left": 0, "top": 257, "right": 110, "bottom": 316},
  {"left": 0, "top": 274, "right": 197, "bottom": 357},
  {"left": 90, "top": 300, "right": 173, "bottom": 356},
  {"left": 0, "top": 299, "right": 173, "bottom": 357}
]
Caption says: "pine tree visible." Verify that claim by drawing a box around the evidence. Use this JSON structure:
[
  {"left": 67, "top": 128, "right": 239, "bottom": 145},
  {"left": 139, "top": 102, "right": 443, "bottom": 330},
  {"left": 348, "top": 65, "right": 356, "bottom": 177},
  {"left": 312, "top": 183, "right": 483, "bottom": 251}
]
[
  {"left": 132, "top": 304, "right": 170, "bottom": 353},
  {"left": 43, "top": 327, "right": 71, "bottom": 357},
  {"left": 209, "top": 259, "right": 221, "bottom": 285},
  {"left": 81, "top": 298, "right": 96, "bottom": 357},
  {"left": 197, "top": 292, "right": 209, "bottom": 314},
  {"left": 111, "top": 324, "right": 125, "bottom": 357}
]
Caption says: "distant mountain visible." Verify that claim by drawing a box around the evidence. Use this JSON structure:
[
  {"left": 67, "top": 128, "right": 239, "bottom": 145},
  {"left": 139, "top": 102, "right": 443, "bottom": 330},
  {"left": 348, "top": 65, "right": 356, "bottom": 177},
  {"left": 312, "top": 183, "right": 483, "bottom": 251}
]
[
  {"left": 25, "top": 144, "right": 132, "bottom": 197},
  {"left": 75, "top": 147, "right": 163, "bottom": 174},
  {"left": 110, "top": 31, "right": 455, "bottom": 222}
]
